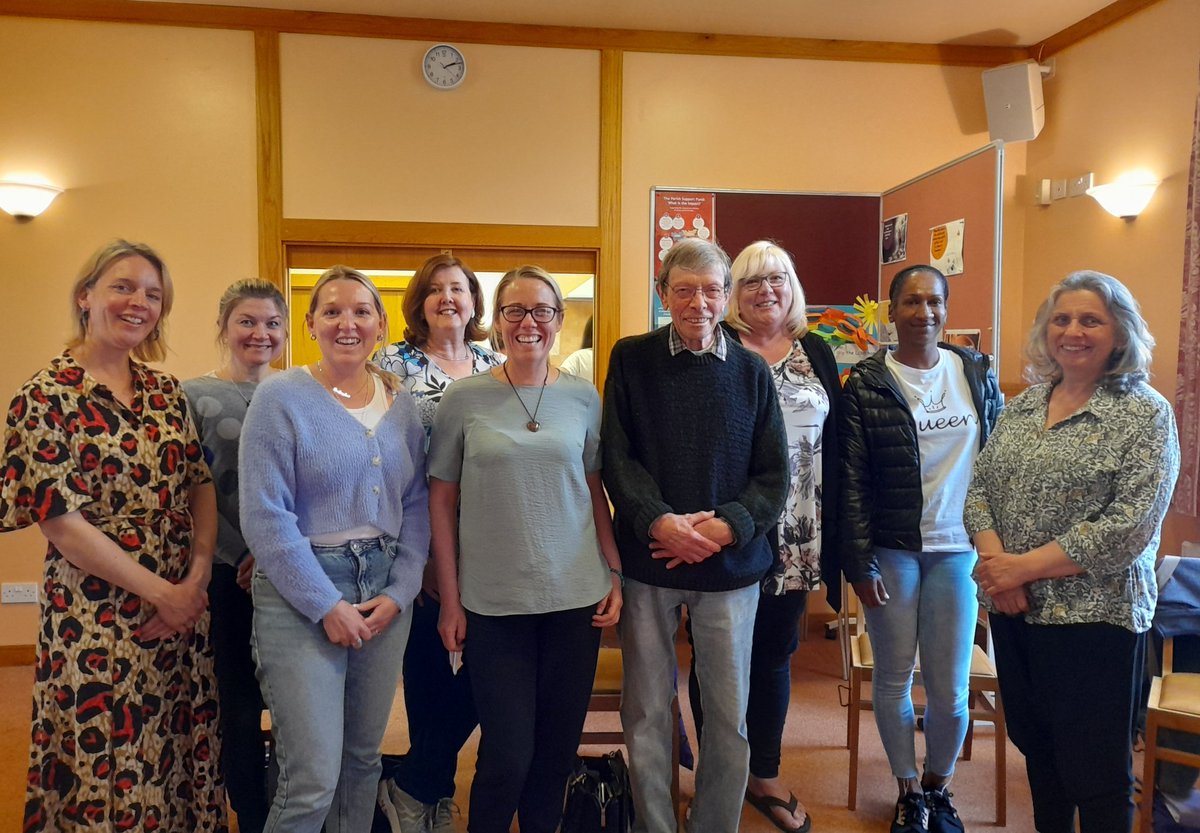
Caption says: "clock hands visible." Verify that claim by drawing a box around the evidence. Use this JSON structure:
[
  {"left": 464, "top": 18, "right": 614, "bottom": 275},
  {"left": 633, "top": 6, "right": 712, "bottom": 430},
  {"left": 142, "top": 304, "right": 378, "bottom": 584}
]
[{"left": 441, "top": 61, "right": 463, "bottom": 69}]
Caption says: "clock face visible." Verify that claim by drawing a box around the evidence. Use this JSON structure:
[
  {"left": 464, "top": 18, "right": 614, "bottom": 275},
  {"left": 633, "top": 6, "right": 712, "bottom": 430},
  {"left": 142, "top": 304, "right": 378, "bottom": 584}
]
[{"left": 423, "top": 44, "right": 466, "bottom": 90}]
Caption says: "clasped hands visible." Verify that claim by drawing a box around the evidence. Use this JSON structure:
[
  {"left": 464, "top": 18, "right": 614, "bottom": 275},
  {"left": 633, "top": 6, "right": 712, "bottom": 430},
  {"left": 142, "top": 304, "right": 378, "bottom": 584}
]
[
  {"left": 649, "top": 510, "right": 732, "bottom": 570},
  {"left": 973, "top": 551, "right": 1030, "bottom": 615},
  {"left": 323, "top": 596, "right": 401, "bottom": 649},
  {"left": 136, "top": 570, "right": 209, "bottom": 642}
]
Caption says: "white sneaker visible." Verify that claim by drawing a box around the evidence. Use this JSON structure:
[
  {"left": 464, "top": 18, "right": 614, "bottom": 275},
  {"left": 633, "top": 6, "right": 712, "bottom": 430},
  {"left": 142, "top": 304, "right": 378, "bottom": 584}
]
[
  {"left": 387, "top": 781, "right": 432, "bottom": 833},
  {"left": 376, "top": 780, "right": 402, "bottom": 833},
  {"left": 430, "top": 798, "right": 460, "bottom": 832}
]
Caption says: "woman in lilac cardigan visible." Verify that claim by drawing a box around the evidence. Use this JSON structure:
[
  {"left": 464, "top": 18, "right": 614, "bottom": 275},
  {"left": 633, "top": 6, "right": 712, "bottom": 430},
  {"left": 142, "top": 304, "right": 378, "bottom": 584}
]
[{"left": 240, "top": 266, "right": 429, "bottom": 833}]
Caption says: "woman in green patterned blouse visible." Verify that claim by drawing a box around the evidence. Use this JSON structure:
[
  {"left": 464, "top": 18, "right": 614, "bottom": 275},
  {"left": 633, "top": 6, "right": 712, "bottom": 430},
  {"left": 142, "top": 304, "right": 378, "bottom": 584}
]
[{"left": 966, "top": 270, "right": 1180, "bottom": 833}]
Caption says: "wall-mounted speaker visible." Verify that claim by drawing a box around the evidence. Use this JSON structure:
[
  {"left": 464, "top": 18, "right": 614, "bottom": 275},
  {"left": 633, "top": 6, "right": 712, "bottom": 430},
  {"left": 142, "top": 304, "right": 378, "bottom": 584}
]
[{"left": 982, "top": 60, "right": 1045, "bottom": 143}]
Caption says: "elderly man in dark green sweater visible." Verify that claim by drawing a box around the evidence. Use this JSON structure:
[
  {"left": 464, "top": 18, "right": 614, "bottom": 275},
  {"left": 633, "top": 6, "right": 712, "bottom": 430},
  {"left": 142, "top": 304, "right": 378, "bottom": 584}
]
[{"left": 601, "top": 237, "right": 788, "bottom": 833}]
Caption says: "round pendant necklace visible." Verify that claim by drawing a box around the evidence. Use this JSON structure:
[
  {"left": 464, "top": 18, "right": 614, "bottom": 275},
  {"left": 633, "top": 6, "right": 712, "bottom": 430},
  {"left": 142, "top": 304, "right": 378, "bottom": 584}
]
[{"left": 502, "top": 363, "right": 549, "bottom": 432}]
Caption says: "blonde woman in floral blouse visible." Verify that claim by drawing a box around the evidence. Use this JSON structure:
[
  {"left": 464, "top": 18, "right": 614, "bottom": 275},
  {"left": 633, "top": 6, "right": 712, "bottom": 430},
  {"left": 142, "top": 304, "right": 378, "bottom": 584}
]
[
  {"left": 688, "top": 240, "right": 839, "bottom": 832},
  {"left": 967, "top": 270, "right": 1179, "bottom": 833}
]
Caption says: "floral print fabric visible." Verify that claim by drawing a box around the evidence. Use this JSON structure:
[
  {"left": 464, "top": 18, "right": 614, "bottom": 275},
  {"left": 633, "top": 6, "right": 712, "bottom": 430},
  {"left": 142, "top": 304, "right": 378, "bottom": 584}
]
[
  {"left": 762, "top": 339, "right": 829, "bottom": 595},
  {"left": 375, "top": 340, "right": 501, "bottom": 433}
]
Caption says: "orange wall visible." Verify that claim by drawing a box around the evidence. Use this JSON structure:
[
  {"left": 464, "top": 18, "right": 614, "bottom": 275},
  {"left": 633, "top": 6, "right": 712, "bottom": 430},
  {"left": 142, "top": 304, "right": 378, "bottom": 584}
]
[
  {"left": 0, "top": 18, "right": 259, "bottom": 647},
  {"left": 620, "top": 52, "right": 998, "bottom": 336},
  {"left": 280, "top": 35, "right": 600, "bottom": 226},
  {"left": 1012, "top": 0, "right": 1200, "bottom": 550}
]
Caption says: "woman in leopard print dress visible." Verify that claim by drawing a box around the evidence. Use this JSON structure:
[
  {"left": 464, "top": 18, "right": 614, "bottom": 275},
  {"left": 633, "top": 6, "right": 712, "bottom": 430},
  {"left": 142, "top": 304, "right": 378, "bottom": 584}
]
[{"left": 0, "top": 241, "right": 227, "bottom": 833}]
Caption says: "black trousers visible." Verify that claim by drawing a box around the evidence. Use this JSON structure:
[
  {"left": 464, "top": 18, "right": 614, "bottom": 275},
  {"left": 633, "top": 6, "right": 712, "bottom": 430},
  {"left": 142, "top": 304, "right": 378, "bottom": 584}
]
[
  {"left": 389, "top": 594, "right": 479, "bottom": 804},
  {"left": 209, "top": 562, "right": 269, "bottom": 833},
  {"left": 989, "top": 615, "right": 1145, "bottom": 833},
  {"left": 464, "top": 605, "right": 601, "bottom": 833}
]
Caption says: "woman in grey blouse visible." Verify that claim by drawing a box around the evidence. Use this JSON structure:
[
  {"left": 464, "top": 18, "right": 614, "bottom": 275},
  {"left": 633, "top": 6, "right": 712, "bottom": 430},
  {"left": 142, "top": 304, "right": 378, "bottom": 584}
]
[
  {"left": 967, "top": 271, "right": 1180, "bottom": 833},
  {"left": 428, "top": 265, "right": 623, "bottom": 833}
]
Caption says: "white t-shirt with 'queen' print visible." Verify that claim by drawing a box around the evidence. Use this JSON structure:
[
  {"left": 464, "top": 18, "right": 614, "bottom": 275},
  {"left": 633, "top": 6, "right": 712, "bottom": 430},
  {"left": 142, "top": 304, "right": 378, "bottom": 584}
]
[{"left": 884, "top": 348, "right": 979, "bottom": 551}]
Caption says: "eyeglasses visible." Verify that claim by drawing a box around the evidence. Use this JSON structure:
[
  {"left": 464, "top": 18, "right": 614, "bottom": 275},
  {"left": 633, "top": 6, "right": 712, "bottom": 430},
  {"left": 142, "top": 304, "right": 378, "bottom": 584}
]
[
  {"left": 739, "top": 274, "right": 788, "bottom": 292},
  {"left": 666, "top": 285, "right": 726, "bottom": 302},
  {"left": 498, "top": 304, "right": 561, "bottom": 323}
]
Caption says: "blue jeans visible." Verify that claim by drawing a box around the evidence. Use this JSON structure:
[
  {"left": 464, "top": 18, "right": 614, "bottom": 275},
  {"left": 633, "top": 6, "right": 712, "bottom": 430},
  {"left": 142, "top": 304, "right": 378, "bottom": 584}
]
[
  {"left": 619, "top": 579, "right": 758, "bottom": 833},
  {"left": 862, "top": 547, "right": 977, "bottom": 781},
  {"left": 686, "top": 588, "right": 808, "bottom": 778},
  {"left": 252, "top": 536, "right": 413, "bottom": 833}
]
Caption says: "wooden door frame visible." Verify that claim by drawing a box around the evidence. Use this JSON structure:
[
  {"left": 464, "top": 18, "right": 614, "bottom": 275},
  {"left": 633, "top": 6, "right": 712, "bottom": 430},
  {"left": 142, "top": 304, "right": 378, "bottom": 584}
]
[{"left": 280, "top": 222, "right": 603, "bottom": 381}]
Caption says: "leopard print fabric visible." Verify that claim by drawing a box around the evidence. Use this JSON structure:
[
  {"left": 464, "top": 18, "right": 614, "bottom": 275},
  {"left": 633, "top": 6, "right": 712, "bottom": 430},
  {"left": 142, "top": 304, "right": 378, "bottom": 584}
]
[{"left": 1, "top": 354, "right": 228, "bottom": 833}]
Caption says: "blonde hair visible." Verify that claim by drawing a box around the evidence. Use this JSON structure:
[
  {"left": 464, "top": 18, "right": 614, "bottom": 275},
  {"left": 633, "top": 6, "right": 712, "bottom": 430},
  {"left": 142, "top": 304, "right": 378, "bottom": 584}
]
[
  {"left": 725, "top": 240, "right": 808, "bottom": 338},
  {"left": 68, "top": 240, "right": 173, "bottom": 363},
  {"left": 308, "top": 266, "right": 401, "bottom": 393},
  {"left": 216, "top": 278, "right": 287, "bottom": 348},
  {"left": 490, "top": 265, "right": 565, "bottom": 345}
]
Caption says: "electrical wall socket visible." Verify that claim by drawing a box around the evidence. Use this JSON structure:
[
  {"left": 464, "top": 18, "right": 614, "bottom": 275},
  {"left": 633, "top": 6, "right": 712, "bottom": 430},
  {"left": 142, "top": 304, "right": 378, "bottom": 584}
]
[
  {"left": 1, "top": 582, "right": 38, "bottom": 604},
  {"left": 1068, "top": 172, "right": 1094, "bottom": 197}
]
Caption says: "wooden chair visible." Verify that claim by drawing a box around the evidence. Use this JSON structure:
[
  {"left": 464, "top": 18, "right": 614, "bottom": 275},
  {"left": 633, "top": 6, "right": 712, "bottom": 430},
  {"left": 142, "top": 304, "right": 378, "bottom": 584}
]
[
  {"left": 580, "top": 640, "right": 682, "bottom": 827},
  {"left": 844, "top": 579, "right": 1007, "bottom": 824},
  {"left": 1141, "top": 635, "right": 1200, "bottom": 832}
]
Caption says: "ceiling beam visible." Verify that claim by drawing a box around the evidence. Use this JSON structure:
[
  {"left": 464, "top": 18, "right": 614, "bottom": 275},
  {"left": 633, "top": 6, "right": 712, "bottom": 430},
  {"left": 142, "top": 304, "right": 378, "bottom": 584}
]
[
  {"left": 0, "top": 0, "right": 1029, "bottom": 66},
  {"left": 1031, "top": 0, "right": 1165, "bottom": 59}
]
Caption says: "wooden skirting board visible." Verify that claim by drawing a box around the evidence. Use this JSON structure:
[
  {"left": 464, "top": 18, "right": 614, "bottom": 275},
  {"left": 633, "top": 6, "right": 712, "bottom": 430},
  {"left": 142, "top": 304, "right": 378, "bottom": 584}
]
[{"left": 0, "top": 644, "right": 35, "bottom": 667}]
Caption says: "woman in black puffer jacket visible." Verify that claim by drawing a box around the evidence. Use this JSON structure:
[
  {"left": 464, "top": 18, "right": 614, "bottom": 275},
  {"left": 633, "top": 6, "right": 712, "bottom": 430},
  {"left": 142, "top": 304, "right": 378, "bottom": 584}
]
[{"left": 838, "top": 265, "right": 1000, "bottom": 833}]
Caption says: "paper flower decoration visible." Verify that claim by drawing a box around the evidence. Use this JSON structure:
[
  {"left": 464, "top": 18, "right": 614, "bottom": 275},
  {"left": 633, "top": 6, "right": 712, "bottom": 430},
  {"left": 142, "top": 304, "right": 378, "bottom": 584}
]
[{"left": 807, "top": 297, "right": 879, "bottom": 352}]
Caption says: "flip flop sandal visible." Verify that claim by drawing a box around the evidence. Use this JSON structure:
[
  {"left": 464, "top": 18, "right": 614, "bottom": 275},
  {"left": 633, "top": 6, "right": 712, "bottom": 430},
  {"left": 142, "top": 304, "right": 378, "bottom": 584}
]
[{"left": 744, "top": 790, "right": 813, "bottom": 833}]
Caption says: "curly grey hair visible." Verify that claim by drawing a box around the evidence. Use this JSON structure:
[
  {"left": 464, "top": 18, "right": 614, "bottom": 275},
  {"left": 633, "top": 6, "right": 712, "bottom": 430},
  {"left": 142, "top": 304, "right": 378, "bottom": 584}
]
[{"left": 1024, "top": 270, "right": 1154, "bottom": 392}]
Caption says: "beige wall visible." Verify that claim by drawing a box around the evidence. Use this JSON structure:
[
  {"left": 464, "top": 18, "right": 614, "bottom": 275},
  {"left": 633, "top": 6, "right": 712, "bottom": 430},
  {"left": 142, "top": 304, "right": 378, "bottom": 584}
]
[
  {"left": 1010, "top": 0, "right": 1200, "bottom": 549},
  {"left": 620, "top": 52, "right": 998, "bottom": 336},
  {"left": 280, "top": 35, "right": 600, "bottom": 226},
  {"left": 0, "top": 18, "right": 258, "bottom": 646}
]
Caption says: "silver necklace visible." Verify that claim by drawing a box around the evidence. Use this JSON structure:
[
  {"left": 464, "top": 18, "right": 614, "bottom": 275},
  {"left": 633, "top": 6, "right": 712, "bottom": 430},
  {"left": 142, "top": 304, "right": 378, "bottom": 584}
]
[
  {"left": 502, "top": 364, "right": 549, "bottom": 432},
  {"left": 425, "top": 345, "right": 471, "bottom": 362},
  {"left": 216, "top": 369, "right": 255, "bottom": 407},
  {"left": 317, "top": 361, "right": 371, "bottom": 400}
]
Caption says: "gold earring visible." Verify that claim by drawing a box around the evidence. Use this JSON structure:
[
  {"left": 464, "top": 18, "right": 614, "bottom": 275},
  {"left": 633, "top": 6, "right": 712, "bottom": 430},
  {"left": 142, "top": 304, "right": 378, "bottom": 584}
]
[{"left": 310, "top": 333, "right": 316, "bottom": 341}]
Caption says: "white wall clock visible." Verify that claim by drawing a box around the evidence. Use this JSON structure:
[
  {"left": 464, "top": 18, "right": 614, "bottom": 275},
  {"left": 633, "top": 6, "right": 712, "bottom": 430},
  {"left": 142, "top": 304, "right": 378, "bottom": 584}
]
[{"left": 422, "top": 43, "right": 467, "bottom": 90}]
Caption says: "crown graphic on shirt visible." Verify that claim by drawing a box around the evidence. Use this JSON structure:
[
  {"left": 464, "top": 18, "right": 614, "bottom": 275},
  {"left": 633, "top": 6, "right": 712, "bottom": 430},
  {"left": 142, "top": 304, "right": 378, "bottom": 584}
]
[{"left": 922, "top": 391, "right": 947, "bottom": 413}]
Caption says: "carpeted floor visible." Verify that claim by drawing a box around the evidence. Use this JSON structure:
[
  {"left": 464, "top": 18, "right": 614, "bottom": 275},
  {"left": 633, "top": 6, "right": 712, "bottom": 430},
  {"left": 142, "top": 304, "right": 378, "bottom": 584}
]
[{"left": 0, "top": 622, "right": 1112, "bottom": 831}]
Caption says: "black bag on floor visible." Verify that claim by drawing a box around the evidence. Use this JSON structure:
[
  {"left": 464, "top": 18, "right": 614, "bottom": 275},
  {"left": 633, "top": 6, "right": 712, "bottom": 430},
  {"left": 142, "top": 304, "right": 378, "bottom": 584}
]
[{"left": 562, "top": 750, "right": 634, "bottom": 833}]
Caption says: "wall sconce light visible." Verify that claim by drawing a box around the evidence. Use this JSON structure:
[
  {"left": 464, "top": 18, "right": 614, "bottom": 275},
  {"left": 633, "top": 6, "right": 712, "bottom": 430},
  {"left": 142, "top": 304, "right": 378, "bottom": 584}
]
[
  {"left": 1085, "top": 172, "right": 1160, "bottom": 220},
  {"left": 0, "top": 179, "right": 64, "bottom": 219}
]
